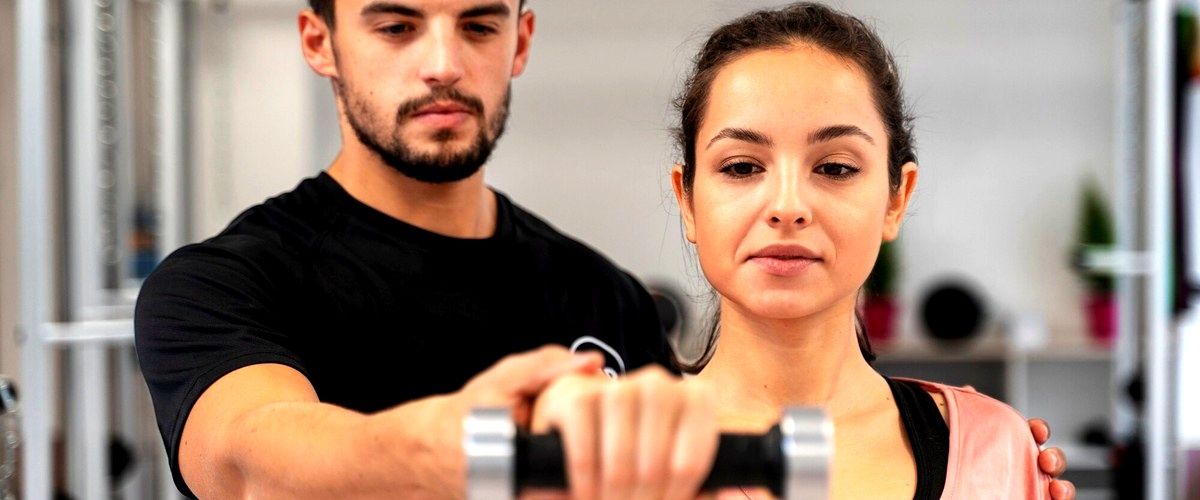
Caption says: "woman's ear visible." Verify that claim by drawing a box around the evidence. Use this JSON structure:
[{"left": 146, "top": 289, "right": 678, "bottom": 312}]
[
  {"left": 671, "top": 165, "right": 697, "bottom": 244},
  {"left": 882, "top": 162, "right": 918, "bottom": 241}
]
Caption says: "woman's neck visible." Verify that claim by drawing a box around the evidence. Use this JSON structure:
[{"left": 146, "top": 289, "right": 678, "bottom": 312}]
[{"left": 694, "top": 295, "right": 886, "bottom": 429}]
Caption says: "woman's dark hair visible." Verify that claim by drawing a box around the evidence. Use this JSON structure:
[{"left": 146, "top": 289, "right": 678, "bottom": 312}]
[
  {"left": 309, "top": 0, "right": 528, "bottom": 29},
  {"left": 673, "top": 2, "right": 917, "bottom": 373}
]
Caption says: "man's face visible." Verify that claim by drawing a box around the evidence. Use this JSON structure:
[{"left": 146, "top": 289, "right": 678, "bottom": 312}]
[{"left": 327, "top": 0, "right": 531, "bottom": 183}]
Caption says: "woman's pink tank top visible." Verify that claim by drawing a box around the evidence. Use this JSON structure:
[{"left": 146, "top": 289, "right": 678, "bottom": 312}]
[{"left": 896, "top": 378, "right": 1052, "bottom": 499}]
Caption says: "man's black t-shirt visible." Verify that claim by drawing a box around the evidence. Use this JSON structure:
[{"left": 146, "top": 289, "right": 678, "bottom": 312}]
[{"left": 134, "top": 173, "right": 674, "bottom": 497}]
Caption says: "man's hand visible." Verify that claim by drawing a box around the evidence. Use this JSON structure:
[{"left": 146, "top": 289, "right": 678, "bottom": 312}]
[
  {"left": 422, "top": 346, "right": 607, "bottom": 498},
  {"left": 454, "top": 345, "right": 606, "bottom": 427},
  {"left": 1029, "top": 418, "right": 1077, "bottom": 499}
]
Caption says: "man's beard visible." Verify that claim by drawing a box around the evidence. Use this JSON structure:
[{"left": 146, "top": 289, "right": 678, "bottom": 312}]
[{"left": 336, "top": 78, "right": 510, "bottom": 184}]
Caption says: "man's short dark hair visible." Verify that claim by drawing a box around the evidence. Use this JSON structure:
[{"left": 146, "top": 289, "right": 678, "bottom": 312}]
[{"left": 309, "top": 1, "right": 527, "bottom": 30}]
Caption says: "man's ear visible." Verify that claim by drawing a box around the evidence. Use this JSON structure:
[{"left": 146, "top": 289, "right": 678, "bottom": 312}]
[
  {"left": 511, "top": 9, "right": 536, "bottom": 77},
  {"left": 299, "top": 9, "right": 339, "bottom": 79},
  {"left": 671, "top": 165, "right": 697, "bottom": 244},
  {"left": 882, "top": 162, "right": 918, "bottom": 241}
]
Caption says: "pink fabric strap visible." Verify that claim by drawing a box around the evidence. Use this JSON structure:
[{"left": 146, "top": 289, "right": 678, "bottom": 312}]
[{"left": 893, "top": 378, "right": 1051, "bottom": 499}]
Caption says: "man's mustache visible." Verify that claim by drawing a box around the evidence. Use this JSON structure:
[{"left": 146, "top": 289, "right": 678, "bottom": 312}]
[{"left": 395, "top": 87, "right": 485, "bottom": 121}]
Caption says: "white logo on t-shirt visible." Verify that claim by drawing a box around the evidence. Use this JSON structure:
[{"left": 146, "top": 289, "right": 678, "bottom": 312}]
[{"left": 569, "top": 336, "right": 626, "bottom": 379}]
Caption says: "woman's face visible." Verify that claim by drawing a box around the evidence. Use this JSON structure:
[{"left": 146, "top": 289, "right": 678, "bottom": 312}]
[{"left": 673, "top": 45, "right": 917, "bottom": 321}]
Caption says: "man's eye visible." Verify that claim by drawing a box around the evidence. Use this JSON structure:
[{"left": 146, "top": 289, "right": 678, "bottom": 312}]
[
  {"left": 719, "top": 162, "right": 762, "bottom": 178},
  {"left": 465, "top": 23, "right": 498, "bottom": 35},
  {"left": 816, "top": 163, "right": 859, "bottom": 178},
  {"left": 380, "top": 24, "right": 414, "bottom": 35}
]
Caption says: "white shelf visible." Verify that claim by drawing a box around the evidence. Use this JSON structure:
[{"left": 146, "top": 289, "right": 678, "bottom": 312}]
[
  {"left": 875, "top": 337, "right": 1008, "bottom": 363},
  {"left": 874, "top": 335, "right": 1112, "bottom": 364}
]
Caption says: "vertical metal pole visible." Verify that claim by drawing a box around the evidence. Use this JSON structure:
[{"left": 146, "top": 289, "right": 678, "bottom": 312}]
[
  {"left": 1145, "top": 0, "right": 1175, "bottom": 498},
  {"left": 157, "top": 0, "right": 188, "bottom": 254},
  {"left": 112, "top": 0, "right": 135, "bottom": 291},
  {"left": 67, "top": 0, "right": 103, "bottom": 319},
  {"left": 16, "top": 0, "right": 56, "bottom": 497},
  {"left": 1114, "top": 0, "right": 1146, "bottom": 445},
  {"left": 67, "top": 345, "right": 110, "bottom": 499},
  {"left": 114, "top": 349, "right": 145, "bottom": 500}
]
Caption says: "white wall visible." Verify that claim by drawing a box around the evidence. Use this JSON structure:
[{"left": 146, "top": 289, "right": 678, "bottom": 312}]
[
  {"left": 1, "top": 0, "right": 18, "bottom": 380},
  {"left": 191, "top": 0, "right": 1117, "bottom": 344},
  {"left": 189, "top": 0, "right": 331, "bottom": 238}
]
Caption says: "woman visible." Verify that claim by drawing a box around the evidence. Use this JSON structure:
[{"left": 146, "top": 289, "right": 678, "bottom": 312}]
[{"left": 532, "top": 3, "right": 1065, "bottom": 499}]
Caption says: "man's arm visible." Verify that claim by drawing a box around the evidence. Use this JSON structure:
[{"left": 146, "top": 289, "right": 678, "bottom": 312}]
[
  {"left": 1029, "top": 418, "right": 1077, "bottom": 500},
  {"left": 180, "top": 347, "right": 603, "bottom": 499}
]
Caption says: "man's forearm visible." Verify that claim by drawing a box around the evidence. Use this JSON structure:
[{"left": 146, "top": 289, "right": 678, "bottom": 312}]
[{"left": 211, "top": 395, "right": 462, "bottom": 499}]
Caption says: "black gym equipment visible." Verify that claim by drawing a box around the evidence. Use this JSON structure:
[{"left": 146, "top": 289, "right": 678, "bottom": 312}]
[{"left": 464, "top": 407, "right": 832, "bottom": 499}]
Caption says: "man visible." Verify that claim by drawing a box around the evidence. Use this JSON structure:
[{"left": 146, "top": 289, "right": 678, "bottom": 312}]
[{"left": 135, "top": 0, "right": 1075, "bottom": 498}]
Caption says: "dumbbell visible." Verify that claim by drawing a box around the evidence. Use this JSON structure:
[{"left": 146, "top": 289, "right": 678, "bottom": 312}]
[{"left": 464, "top": 407, "right": 831, "bottom": 499}]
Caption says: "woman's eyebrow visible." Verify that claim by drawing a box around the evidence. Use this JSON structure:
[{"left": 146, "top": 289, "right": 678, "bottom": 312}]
[
  {"left": 706, "top": 127, "right": 774, "bottom": 150},
  {"left": 808, "top": 124, "right": 875, "bottom": 145}
]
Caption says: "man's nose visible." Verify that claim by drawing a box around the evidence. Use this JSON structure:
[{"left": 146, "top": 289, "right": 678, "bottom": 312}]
[{"left": 418, "top": 24, "right": 465, "bottom": 87}]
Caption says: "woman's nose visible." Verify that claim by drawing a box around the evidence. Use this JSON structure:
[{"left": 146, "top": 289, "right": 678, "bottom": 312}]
[{"left": 765, "top": 173, "right": 812, "bottom": 228}]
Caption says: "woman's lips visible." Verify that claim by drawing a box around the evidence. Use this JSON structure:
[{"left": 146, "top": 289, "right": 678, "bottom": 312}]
[{"left": 749, "top": 256, "right": 819, "bottom": 277}]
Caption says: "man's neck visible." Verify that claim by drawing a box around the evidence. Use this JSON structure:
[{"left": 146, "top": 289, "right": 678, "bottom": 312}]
[{"left": 326, "top": 151, "right": 497, "bottom": 239}]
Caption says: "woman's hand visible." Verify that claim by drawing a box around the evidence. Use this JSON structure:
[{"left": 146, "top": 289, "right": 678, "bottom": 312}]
[{"left": 525, "top": 366, "right": 720, "bottom": 500}]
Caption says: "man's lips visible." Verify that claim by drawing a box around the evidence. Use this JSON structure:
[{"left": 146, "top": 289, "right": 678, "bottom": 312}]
[
  {"left": 747, "top": 244, "right": 822, "bottom": 277},
  {"left": 413, "top": 102, "right": 472, "bottom": 116},
  {"left": 411, "top": 102, "right": 474, "bottom": 128}
]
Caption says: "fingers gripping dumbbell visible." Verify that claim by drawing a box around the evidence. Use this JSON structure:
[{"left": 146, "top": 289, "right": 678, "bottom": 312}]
[{"left": 464, "top": 407, "right": 832, "bottom": 499}]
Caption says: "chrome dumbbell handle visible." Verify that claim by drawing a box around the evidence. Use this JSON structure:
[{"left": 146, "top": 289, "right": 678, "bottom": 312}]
[{"left": 465, "top": 407, "right": 831, "bottom": 499}]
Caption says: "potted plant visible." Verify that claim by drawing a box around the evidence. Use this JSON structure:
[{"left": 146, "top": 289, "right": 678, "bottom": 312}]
[
  {"left": 1075, "top": 182, "right": 1117, "bottom": 346},
  {"left": 862, "top": 240, "right": 899, "bottom": 346}
]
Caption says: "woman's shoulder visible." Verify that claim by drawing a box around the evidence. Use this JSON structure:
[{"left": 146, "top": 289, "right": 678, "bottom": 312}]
[
  {"left": 892, "top": 378, "right": 1050, "bottom": 499},
  {"left": 894, "top": 379, "right": 1021, "bottom": 425}
]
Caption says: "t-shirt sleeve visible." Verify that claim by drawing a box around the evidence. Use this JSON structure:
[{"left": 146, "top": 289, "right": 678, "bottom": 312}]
[{"left": 134, "top": 236, "right": 309, "bottom": 498}]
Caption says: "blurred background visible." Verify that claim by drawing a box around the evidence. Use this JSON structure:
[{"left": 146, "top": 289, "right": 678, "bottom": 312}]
[{"left": 1, "top": 0, "right": 1198, "bottom": 498}]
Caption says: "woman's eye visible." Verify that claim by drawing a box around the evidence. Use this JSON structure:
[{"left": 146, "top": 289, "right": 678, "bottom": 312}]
[
  {"left": 719, "top": 162, "right": 763, "bottom": 178},
  {"left": 815, "top": 162, "right": 860, "bottom": 179}
]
